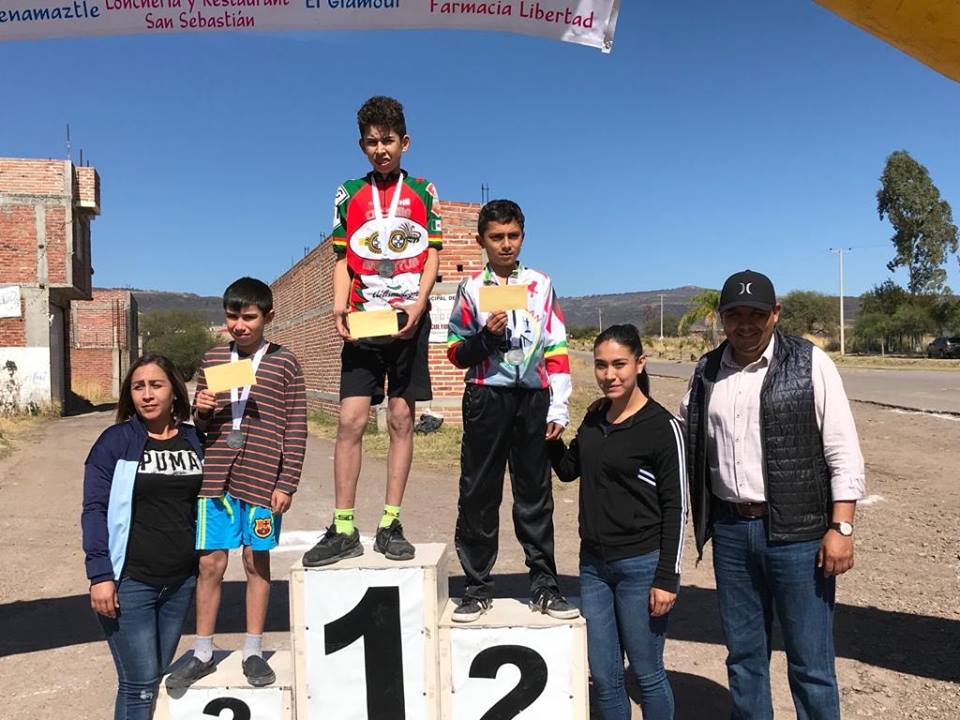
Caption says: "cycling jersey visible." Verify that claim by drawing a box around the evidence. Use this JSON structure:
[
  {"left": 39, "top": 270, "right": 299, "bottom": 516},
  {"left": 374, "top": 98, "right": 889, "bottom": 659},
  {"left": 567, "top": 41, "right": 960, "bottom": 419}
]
[
  {"left": 331, "top": 170, "right": 442, "bottom": 311},
  {"left": 446, "top": 263, "right": 572, "bottom": 426}
]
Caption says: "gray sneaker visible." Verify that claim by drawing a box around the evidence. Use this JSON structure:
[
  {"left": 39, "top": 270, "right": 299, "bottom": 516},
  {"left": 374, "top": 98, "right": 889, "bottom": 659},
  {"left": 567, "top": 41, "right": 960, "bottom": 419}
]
[
  {"left": 302, "top": 525, "right": 363, "bottom": 567},
  {"left": 530, "top": 589, "right": 580, "bottom": 620},
  {"left": 165, "top": 655, "right": 216, "bottom": 690},
  {"left": 373, "top": 519, "right": 415, "bottom": 561},
  {"left": 452, "top": 597, "right": 492, "bottom": 623}
]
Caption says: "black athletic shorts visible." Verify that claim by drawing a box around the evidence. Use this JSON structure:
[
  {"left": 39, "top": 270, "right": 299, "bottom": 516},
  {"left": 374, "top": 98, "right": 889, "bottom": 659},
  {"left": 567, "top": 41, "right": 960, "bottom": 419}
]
[{"left": 339, "top": 312, "right": 432, "bottom": 404}]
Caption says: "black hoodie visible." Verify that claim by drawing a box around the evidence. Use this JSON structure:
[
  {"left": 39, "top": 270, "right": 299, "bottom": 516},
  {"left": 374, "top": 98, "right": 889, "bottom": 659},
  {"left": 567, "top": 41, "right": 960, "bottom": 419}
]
[{"left": 548, "top": 399, "right": 688, "bottom": 592}]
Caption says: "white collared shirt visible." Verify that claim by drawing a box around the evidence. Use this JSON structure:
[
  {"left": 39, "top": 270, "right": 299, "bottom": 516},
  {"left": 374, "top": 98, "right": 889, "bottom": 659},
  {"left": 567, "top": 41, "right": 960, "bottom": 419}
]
[{"left": 679, "top": 336, "right": 866, "bottom": 503}]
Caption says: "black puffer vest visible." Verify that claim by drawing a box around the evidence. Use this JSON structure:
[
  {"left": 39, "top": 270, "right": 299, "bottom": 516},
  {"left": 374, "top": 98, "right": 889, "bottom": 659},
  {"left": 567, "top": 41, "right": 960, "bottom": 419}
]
[{"left": 686, "top": 331, "right": 831, "bottom": 556}]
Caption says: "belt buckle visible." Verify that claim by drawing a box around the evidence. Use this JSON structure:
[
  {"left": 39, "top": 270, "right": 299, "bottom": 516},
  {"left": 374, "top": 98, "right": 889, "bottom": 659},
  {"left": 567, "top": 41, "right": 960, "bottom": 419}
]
[{"left": 736, "top": 501, "right": 766, "bottom": 518}]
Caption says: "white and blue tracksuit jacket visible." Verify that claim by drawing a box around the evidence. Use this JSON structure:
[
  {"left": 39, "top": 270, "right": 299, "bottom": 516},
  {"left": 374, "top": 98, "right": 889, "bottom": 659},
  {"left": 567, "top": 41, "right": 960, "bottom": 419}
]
[{"left": 81, "top": 418, "right": 205, "bottom": 585}]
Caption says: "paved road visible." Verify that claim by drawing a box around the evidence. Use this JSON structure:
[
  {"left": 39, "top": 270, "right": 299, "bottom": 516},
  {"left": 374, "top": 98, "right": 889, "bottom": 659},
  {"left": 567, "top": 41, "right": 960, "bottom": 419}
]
[{"left": 572, "top": 351, "right": 960, "bottom": 414}]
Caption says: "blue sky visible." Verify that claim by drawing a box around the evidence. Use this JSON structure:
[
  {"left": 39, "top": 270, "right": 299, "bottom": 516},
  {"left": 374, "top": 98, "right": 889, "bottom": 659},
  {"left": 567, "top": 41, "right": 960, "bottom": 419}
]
[{"left": 2, "top": 1, "right": 958, "bottom": 299}]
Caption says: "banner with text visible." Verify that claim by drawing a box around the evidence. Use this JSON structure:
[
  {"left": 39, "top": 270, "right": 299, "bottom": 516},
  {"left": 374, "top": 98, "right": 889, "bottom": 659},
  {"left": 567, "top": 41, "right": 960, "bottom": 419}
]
[{"left": 0, "top": 0, "right": 621, "bottom": 51}]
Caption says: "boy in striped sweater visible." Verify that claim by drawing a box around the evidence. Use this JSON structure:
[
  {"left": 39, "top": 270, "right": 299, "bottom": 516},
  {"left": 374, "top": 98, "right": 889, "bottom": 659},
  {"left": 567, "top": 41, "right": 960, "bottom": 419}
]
[{"left": 166, "top": 277, "right": 307, "bottom": 689}]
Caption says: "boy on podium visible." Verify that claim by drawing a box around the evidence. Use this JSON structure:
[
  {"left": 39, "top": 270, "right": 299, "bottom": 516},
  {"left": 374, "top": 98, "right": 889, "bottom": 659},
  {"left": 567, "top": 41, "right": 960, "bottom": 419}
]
[
  {"left": 303, "top": 96, "right": 442, "bottom": 567},
  {"left": 446, "top": 199, "right": 578, "bottom": 622}
]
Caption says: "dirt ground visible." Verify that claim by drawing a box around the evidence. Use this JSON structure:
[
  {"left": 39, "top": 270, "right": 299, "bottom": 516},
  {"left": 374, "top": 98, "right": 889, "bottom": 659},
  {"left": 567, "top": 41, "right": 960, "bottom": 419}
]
[{"left": 0, "top": 369, "right": 958, "bottom": 718}]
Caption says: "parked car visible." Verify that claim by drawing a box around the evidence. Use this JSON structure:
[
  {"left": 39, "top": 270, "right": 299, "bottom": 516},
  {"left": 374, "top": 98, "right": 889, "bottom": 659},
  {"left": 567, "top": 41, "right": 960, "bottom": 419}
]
[{"left": 926, "top": 336, "right": 960, "bottom": 358}]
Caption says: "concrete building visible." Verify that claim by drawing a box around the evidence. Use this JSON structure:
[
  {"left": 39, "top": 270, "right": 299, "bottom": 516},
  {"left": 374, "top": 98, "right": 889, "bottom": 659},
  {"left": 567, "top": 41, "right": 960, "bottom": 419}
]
[
  {"left": 70, "top": 289, "right": 139, "bottom": 401},
  {"left": 0, "top": 158, "right": 100, "bottom": 414},
  {"left": 270, "top": 201, "right": 484, "bottom": 425}
]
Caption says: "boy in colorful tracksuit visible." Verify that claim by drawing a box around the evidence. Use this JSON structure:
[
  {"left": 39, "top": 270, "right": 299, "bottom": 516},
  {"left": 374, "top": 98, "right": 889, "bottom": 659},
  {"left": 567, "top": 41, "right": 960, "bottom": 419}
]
[{"left": 447, "top": 198, "right": 578, "bottom": 622}]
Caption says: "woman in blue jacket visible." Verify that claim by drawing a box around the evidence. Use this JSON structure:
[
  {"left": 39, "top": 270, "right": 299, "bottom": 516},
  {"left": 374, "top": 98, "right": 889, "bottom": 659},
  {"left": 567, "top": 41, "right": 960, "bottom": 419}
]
[{"left": 82, "top": 354, "right": 204, "bottom": 720}]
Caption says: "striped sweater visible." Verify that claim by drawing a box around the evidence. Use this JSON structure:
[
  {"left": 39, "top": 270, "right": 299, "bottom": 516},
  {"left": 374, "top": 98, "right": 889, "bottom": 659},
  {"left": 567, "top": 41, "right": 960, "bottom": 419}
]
[{"left": 194, "top": 342, "right": 307, "bottom": 508}]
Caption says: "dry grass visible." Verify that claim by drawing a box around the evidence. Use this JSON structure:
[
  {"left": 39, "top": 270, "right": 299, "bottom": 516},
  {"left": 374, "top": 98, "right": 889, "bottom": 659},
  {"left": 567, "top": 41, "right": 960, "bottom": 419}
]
[
  {"left": 307, "top": 355, "right": 605, "bottom": 471},
  {"left": 0, "top": 414, "right": 46, "bottom": 461},
  {"left": 309, "top": 411, "right": 465, "bottom": 468},
  {"left": 828, "top": 353, "right": 960, "bottom": 371},
  {"left": 70, "top": 380, "right": 116, "bottom": 404}
]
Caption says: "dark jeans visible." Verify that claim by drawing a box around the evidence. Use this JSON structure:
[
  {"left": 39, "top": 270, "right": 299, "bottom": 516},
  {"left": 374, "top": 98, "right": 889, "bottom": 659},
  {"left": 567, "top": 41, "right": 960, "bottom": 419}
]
[
  {"left": 455, "top": 385, "right": 560, "bottom": 600},
  {"left": 96, "top": 574, "right": 196, "bottom": 720},
  {"left": 580, "top": 550, "right": 674, "bottom": 720},
  {"left": 712, "top": 515, "right": 839, "bottom": 720}
]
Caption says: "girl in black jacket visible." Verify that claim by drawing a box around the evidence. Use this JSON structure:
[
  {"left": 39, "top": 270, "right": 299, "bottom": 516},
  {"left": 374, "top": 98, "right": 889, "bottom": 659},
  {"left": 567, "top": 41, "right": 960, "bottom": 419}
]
[{"left": 549, "top": 324, "right": 687, "bottom": 720}]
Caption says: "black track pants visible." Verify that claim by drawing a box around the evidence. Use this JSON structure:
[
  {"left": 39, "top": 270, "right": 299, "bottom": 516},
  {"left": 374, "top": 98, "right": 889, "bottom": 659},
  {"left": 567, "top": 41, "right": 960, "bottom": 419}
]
[{"left": 455, "top": 384, "right": 560, "bottom": 600}]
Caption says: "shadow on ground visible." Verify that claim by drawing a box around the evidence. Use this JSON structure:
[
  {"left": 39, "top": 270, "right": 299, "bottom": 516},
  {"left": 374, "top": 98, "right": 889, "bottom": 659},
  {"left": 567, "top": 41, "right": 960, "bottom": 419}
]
[{"left": 3, "top": 576, "right": 957, "bottom": 684}]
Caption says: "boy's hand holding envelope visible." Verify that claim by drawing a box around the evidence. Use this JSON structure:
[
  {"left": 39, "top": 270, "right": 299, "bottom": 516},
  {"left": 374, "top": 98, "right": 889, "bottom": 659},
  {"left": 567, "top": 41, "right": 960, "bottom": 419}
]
[
  {"left": 485, "top": 311, "right": 508, "bottom": 335},
  {"left": 195, "top": 388, "right": 217, "bottom": 417},
  {"left": 197, "top": 358, "right": 259, "bottom": 417}
]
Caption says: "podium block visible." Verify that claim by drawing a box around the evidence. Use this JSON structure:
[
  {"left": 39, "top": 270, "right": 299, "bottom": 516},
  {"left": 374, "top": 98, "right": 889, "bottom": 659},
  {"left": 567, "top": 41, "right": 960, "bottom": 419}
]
[
  {"left": 439, "top": 599, "right": 588, "bottom": 720},
  {"left": 290, "top": 543, "right": 449, "bottom": 720},
  {"left": 156, "top": 651, "right": 293, "bottom": 720}
]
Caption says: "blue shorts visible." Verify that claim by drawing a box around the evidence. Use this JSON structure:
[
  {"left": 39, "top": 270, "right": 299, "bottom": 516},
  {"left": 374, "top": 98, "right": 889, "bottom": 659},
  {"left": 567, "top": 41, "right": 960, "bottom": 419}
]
[{"left": 196, "top": 494, "right": 282, "bottom": 551}]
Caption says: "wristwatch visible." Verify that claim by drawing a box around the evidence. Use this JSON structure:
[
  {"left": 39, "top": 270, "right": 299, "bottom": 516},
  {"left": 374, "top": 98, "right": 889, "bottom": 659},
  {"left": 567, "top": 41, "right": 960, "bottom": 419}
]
[{"left": 829, "top": 521, "right": 854, "bottom": 536}]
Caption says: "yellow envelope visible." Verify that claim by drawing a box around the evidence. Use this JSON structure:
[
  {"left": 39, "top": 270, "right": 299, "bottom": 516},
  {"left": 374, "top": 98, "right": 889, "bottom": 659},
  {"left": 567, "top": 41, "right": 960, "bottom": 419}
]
[
  {"left": 479, "top": 284, "right": 528, "bottom": 312},
  {"left": 204, "top": 358, "right": 257, "bottom": 394},
  {"left": 348, "top": 309, "right": 399, "bottom": 338}
]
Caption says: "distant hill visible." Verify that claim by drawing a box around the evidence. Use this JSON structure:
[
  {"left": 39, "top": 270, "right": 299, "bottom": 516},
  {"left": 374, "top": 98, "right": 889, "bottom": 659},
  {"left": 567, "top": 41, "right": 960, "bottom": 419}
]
[
  {"left": 560, "top": 287, "right": 862, "bottom": 331},
  {"left": 102, "top": 288, "right": 224, "bottom": 325},
  {"left": 559, "top": 286, "right": 706, "bottom": 330},
  {"left": 104, "top": 286, "right": 862, "bottom": 331}
]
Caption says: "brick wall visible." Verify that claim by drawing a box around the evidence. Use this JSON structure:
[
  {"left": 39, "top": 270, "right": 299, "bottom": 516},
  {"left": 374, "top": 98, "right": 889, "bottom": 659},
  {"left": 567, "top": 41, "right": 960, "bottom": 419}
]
[
  {"left": 271, "top": 200, "right": 483, "bottom": 424},
  {"left": 70, "top": 289, "right": 138, "bottom": 401},
  {"left": 0, "top": 205, "right": 38, "bottom": 286},
  {"left": 0, "top": 158, "right": 99, "bottom": 300}
]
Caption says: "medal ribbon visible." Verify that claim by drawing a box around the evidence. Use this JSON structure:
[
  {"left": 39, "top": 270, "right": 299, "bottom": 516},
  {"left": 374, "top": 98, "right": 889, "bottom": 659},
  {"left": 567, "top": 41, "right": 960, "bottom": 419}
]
[
  {"left": 230, "top": 340, "right": 268, "bottom": 433},
  {"left": 370, "top": 172, "right": 405, "bottom": 258}
]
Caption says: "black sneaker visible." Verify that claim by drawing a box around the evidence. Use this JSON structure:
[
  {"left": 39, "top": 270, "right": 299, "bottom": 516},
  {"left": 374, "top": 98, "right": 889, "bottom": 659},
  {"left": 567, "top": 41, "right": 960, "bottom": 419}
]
[
  {"left": 530, "top": 588, "right": 580, "bottom": 620},
  {"left": 452, "top": 597, "right": 492, "bottom": 623},
  {"left": 302, "top": 525, "right": 363, "bottom": 567},
  {"left": 374, "top": 519, "right": 415, "bottom": 561},
  {"left": 165, "top": 655, "right": 216, "bottom": 690},
  {"left": 242, "top": 655, "right": 276, "bottom": 687}
]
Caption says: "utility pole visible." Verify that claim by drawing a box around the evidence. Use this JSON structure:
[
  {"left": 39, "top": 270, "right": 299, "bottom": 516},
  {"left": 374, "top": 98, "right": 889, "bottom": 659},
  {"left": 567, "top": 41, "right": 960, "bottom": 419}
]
[
  {"left": 659, "top": 294, "right": 665, "bottom": 341},
  {"left": 598, "top": 306, "right": 603, "bottom": 332},
  {"left": 829, "top": 248, "right": 850, "bottom": 355}
]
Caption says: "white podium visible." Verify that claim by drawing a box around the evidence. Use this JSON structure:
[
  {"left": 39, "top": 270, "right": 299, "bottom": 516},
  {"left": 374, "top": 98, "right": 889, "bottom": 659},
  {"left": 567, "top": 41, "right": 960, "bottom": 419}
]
[
  {"left": 156, "top": 651, "right": 293, "bottom": 720},
  {"left": 155, "top": 544, "right": 592, "bottom": 719},
  {"left": 289, "top": 543, "right": 449, "bottom": 720},
  {"left": 439, "top": 599, "right": 589, "bottom": 720}
]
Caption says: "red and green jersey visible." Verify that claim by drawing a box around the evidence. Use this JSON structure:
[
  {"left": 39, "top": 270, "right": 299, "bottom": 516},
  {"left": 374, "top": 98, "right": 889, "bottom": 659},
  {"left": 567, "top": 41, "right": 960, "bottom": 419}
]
[{"left": 331, "top": 170, "right": 442, "bottom": 311}]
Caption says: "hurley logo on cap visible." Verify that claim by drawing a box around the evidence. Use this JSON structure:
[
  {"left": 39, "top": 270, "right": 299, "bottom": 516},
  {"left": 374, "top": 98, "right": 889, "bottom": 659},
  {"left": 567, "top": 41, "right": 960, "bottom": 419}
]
[{"left": 718, "top": 270, "right": 777, "bottom": 314}]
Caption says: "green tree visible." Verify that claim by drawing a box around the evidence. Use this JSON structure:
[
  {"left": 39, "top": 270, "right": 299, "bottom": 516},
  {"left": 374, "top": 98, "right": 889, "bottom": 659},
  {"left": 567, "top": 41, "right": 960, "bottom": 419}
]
[
  {"left": 779, "top": 290, "right": 839, "bottom": 337},
  {"left": 877, "top": 150, "right": 958, "bottom": 295},
  {"left": 641, "top": 313, "right": 680, "bottom": 338},
  {"left": 679, "top": 289, "right": 720, "bottom": 346},
  {"left": 141, "top": 310, "right": 218, "bottom": 380},
  {"left": 853, "top": 281, "right": 941, "bottom": 353}
]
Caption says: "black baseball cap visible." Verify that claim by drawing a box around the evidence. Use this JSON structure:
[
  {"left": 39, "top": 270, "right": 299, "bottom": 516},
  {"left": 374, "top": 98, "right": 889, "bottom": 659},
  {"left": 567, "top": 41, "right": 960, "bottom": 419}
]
[{"left": 718, "top": 270, "right": 777, "bottom": 314}]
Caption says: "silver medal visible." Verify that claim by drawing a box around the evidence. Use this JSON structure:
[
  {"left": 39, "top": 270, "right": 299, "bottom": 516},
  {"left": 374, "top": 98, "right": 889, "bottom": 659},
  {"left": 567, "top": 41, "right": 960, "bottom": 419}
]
[
  {"left": 378, "top": 259, "right": 396, "bottom": 277},
  {"left": 226, "top": 429, "right": 244, "bottom": 449},
  {"left": 505, "top": 348, "right": 525, "bottom": 366}
]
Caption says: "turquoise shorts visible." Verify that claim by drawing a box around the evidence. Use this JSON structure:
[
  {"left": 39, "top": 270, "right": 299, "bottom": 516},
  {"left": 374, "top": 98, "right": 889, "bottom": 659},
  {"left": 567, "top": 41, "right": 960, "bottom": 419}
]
[{"left": 196, "top": 494, "right": 282, "bottom": 551}]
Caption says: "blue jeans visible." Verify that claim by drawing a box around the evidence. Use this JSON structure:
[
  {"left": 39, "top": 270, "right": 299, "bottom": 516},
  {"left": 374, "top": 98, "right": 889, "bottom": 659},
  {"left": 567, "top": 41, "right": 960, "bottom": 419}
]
[
  {"left": 96, "top": 574, "right": 196, "bottom": 720},
  {"left": 580, "top": 550, "right": 675, "bottom": 720},
  {"left": 712, "top": 516, "right": 839, "bottom": 720}
]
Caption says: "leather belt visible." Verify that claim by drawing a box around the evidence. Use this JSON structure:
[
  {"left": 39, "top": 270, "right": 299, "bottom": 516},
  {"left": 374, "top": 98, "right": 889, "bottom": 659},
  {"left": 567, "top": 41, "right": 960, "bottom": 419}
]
[{"left": 718, "top": 499, "right": 768, "bottom": 518}]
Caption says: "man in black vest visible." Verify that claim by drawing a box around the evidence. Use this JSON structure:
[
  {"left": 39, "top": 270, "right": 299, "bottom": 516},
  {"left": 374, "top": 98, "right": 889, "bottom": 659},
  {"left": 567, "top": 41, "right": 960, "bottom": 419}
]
[{"left": 680, "top": 270, "right": 865, "bottom": 720}]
